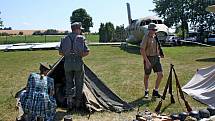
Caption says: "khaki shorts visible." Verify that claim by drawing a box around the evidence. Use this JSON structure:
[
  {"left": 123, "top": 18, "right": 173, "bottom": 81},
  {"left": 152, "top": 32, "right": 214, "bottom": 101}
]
[{"left": 144, "top": 56, "right": 163, "bottom": 75}]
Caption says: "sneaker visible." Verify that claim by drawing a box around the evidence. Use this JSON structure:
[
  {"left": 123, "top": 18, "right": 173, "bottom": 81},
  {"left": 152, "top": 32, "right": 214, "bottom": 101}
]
[
  {"left": 152, "top": 90, "right": 161, "bottom": 98},
  {"left": 144, "top": 91, "right": 149, "bottom": 98}
]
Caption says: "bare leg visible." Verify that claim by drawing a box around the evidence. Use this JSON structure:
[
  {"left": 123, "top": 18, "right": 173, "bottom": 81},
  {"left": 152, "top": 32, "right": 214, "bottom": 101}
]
[
  {"left": 144, "top": 74, "right": 150, "bottom": 90},
  {"left": 155, "top": 72, "right": 163, "bottom": 90}
]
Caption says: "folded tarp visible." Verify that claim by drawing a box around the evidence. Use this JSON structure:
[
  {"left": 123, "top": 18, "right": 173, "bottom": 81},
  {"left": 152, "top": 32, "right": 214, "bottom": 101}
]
[{"left": 48, "top": 57, "right": 133, "bottom": 112}]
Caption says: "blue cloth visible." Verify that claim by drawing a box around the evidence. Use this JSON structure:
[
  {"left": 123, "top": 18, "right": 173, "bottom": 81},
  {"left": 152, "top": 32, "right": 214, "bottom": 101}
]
[{"left": 20, "top": 73, "right": 56, "bottom": 121}]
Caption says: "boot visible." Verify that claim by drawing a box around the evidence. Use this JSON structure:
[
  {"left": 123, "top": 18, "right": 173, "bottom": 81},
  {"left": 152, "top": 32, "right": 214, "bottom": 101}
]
[
  {"left": 144, "top": 91, "right": 149, "bottom": 98},
  {"left": 152, "top": 89, "right": 161, "bottom": 98}
]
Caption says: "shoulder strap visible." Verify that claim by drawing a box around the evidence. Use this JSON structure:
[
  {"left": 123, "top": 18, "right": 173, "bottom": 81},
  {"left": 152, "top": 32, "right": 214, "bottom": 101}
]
[
  {"left": 155, "top": 36, "right": 164, "bottom": 57},
  {"left": 68, "top": 34, "right": 77, "bottom": 52}
]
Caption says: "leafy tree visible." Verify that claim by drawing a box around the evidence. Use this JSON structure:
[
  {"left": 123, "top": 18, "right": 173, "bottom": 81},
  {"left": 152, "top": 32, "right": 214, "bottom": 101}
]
[
  {"left": 33, "top": 31, "right": 42, "bottom": 35},
  {"left": 0, "top": 12, "right": 3, "bottom": 28},
  {"left": 98, "top": 22, "right": 115, "bottom": 42},
  {"left": 113, "top": 25, "right": 126, "bottom": 42},
  {"left": 153, "top": 0, "right": 215, "bottom": 40},
  {"left": 18, "top": 31, "right": 24, "bottom": 35},
  {"left": 99, "top": 23, "right": 106, "bottom": 42},
  {"left": 105, "top": 22, "right": 115, "bottom": 42},
  {"left": 188, "top": 0, "right": 215, "bottom": 42},
  {"left": 44, "top": 29, "right": 58, "bottom": 35},
  {"left": 70, "top": 8, "right": 93, "bottom": 32},
  {"left": 153, "top": 0, "right": 190, "bottom": 39}
]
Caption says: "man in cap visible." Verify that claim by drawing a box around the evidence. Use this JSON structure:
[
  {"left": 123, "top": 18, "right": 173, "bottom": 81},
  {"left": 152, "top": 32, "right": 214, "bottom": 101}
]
[
  {"left": 59, "top": 22, "right": 90, "bottom": 110},
  {"left": 140, "top": 23, "right": 164, "bottom": 98}
]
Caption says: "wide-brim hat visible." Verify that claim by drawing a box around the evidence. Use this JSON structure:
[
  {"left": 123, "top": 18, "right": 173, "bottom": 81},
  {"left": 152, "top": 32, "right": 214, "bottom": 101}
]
[
  {"left": 148, "top": 23, "right": 157, "bottom": 31},
  {"left": 71, "top": 22, "right": 84, "bottom": 30},
  {"left": 40, "top": 62, "right": 51, "bottom": 70}
]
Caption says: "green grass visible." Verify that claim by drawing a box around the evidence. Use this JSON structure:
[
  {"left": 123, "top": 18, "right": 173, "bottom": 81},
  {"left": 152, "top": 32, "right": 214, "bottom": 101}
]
[
  {"left": 0, "top": 46, "right": 214, "bottom": 121},
  {"left": 0, "top": 34, "right": 99, "bottom": 44}
]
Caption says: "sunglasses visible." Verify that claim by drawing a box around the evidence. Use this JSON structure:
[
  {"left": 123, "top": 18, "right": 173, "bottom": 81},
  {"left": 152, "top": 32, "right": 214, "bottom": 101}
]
[{"left": 149, "top": 29, "right": 157, "bottom": 31}]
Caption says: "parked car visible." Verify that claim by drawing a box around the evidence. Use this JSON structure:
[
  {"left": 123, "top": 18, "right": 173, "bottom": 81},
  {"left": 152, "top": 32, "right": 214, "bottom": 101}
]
[
  {"left": 184, "top": 36, "right": 197, "bottom": 42},
  {"left": 207, "top": 34, "right": 215, "bottom": 44},
  {"left": 165, "top": 35, "right": 181, "bottom": 46}
]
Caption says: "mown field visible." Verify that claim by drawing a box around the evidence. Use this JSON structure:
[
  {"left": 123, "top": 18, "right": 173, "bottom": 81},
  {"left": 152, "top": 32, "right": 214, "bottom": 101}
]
[
  {"left": 0, "top": 34, "right": 99, "bottom": 44},
  {"left": 0, "top": 45, "right": 214, "bottom": 121}
]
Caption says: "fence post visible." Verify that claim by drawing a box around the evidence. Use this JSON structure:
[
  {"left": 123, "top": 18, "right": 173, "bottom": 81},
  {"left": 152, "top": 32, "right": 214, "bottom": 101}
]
[
  {"left": 6, "top": 35, "right": 7, "bottom": 44},
  {"left": 25, "top": 35, "right": 26, "bottom": 42},
  {"left": 45, "top": 35, "right": 46, "bottom": 43}
]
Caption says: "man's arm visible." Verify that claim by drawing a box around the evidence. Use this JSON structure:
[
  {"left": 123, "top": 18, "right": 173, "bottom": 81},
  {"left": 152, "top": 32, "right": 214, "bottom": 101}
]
[
  {"left": 140, "top": 37, "right": 151, "bottom": 69},
  {"left": 81, "top": 51, "right": 89, "bottom": 57},
  {"left": 140, "top": 48, "right": 151, "bottom": 69},
  {"left": 59, "top": 52, "right": 64, "bottom": 56},
  {"left": 81, "top": 38, "right": 90, "bottom": 57},
  {"left": 58, "top": 37, "right": 65, "bottom": 56}
]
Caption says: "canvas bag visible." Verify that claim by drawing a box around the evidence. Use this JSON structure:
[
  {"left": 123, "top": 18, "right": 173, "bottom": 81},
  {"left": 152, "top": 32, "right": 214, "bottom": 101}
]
[{"left": 64, "top": 35, "right": 83, "bottom": 71}]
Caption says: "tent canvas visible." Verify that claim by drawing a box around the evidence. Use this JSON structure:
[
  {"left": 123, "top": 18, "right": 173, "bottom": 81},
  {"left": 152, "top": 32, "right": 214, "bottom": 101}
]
[
  {"left": 182, "top": 65, "right": 215, "bottom": 107},
  {"left": 47, "top": 57, "right": 133, "bottom": 112}
]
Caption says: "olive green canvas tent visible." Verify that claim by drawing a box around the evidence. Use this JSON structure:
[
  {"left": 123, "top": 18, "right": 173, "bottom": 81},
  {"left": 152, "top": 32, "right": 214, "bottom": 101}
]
[{"left": 47, "top": 57, "right": 133, "bottom": 112}]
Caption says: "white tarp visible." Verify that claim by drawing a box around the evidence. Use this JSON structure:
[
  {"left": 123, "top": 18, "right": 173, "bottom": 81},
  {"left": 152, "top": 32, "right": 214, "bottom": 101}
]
[{"left": 182, "top": 65, "right": 215, "bottom": 107}]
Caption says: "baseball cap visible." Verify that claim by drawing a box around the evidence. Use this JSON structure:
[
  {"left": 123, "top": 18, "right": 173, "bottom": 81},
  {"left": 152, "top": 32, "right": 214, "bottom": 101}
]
[{"left": 71, "top": 22, "right": 84, "bottom": 30}]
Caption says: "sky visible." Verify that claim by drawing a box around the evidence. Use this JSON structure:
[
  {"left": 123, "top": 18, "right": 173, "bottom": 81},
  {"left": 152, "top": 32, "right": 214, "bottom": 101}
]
[{"left": 0, "top": 0, "right": 156, "bottom": 32}]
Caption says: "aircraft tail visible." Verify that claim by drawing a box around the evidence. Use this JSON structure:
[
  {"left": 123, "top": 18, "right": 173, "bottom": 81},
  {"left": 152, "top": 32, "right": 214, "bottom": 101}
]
[{"left": 126, "top": 3, "right": 132, "bottom": 25}]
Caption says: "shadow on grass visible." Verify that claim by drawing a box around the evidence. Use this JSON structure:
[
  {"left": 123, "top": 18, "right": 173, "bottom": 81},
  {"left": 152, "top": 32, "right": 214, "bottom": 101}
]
[
  {"left": 196, "top": 58, "right": 215, "bottom": 62},
  {"left": 129, "top": 96, "right": 155, "bottom": 108},
  {"left": 159, "top": 103, "right": 173, "bottom": 114},
  {"left": 55, "top": 107, "right": 90, "bottom": 121},
  {"left": 119, "top": 45, "right": 141, "bottom": 55}
]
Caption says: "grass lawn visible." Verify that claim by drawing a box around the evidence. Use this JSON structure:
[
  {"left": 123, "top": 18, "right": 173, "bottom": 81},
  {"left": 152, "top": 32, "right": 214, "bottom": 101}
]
[
  {"left": 0, "top": 34, "right": 99, "bottom": 44},
  {"left": 0, "top": 45, "right": 214, "bottom": 121}
]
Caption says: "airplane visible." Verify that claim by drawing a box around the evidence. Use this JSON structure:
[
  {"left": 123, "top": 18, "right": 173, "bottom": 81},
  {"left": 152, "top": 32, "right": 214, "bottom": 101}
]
[{"left": 125, "top": 3, "right": 169, "bottom": 45}]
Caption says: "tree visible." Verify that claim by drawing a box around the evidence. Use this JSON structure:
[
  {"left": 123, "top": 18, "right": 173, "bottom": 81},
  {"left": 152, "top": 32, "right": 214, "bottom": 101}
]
[
  {"left": 70, "top": 8, "right": 93, "bottom": 32},
  {"left": 18, "top": 31, "right": 24, "bottom": 35},
  {"left": 33, "top": 31, "right": 42, "bottom": 35},
  {"left": 153, "top": 0, "right": 190, "bottom": 39},
  {"left": 99, "top": 23, "right": 106, "bottom": 42},
  {"left": 153, "top": 0, "right": 215, "bottom": 40},
  {"left": 113, "top": 25, "right": 126, "bottom": 42},
  {"left": 105, "top": 22, "right": 115, "bottom": 42},
  {"left": 188, "top": 1, "right": 215, "bottom": 39},
  {"left": 44, "top": 29, "right": 59, "bottom": 35},
  {"left": 0, "top": 12, "right": 3, "bottom": 28},
  {"left": 98, "top": 22, "right": 115, "bottom": 42}
]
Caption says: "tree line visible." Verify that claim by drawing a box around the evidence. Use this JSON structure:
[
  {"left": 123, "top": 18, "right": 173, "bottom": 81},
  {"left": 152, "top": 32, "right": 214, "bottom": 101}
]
[
  {"left": 153, "top": 0, "right": 215, "bottom": 40},
  {"left": 98, "top": 23, "right": 126, "bottom": 42},
  {"left": 3, "top": 1, "right": 215, "bottom": 42},
  {"left": 33, "top": 29, "right": 69, "bottom": 35}
]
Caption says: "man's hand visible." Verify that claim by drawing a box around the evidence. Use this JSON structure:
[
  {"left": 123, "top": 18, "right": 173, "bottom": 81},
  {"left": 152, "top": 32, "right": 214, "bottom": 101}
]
[
  {"left": 145, "top": 60, "right": 151, "bottom": 69},
  {"left": 160, "top": 55, "right": 164, "bottom": 58}
]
